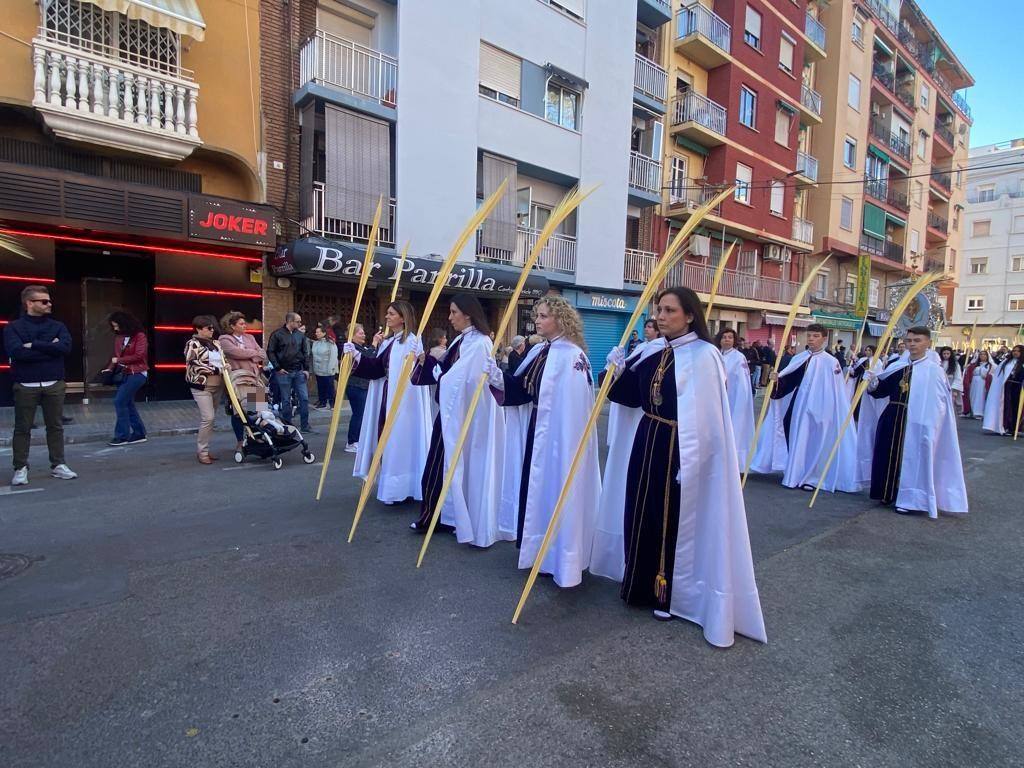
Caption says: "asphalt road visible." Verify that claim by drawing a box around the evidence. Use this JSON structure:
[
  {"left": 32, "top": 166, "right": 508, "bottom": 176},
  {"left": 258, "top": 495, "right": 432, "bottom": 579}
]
[{"left": 1, "top": 412, "right": 1022, "bottom": 767}]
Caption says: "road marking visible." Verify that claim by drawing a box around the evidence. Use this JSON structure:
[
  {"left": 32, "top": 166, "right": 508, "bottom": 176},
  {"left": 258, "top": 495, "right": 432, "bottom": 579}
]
[
  {"left": 85, "top": 446, "right": 129, "bottom": 457},
  {"left": 222, "top": 464, "right": 257, "bottom": 471},
  {"left": 0, "top": 487, "right": 44, "bottom": 496}
]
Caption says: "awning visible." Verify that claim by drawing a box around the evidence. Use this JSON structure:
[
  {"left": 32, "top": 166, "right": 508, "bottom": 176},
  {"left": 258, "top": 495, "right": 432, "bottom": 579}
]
[
  {"left": 83, "top": 0, "right": 206, "bottom": 41},
  {"left": 544, "top": 63, "right": 588, "bottom": 91},
  {"left": 812, "top": 312, "right": 865, "bottom": 331},
  {"left": 885, "top": 211, "right": 907, "bottom": 228},
  {"left": 867, "top": 322, "right": 887, "bottom": 336},
  {"left": 269, "top": 237, "right": 549, "bottom": 298},
  {"left": 873, "top": 37, "right": 895, "bottom": 58},
  {"left": 765, "top": 313, "right": 814, "bottom": 328},
  {"left": 867, "top": 144, "right": 891, "bottom": 163},
  {"left": 674, "top": 135, "right": 709, "bottom": 156},
  {"left": 776, "top": 99, "right": 799, "bottom": 115},
  {"left": 863, "top": 203, "right": 886, "bottom": 239}
]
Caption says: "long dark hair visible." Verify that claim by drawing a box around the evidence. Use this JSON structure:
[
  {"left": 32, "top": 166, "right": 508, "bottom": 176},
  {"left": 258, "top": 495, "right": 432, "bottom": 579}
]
[
  {"left": 387, "top": 300, "right": 418, "bottom": 343},
  {"left": 715, "top": 326, "right": 737, "bottom": 348},
  {"left": 450, "top": 294, "right": 490, "bottom": 335},
  {"left": 1010, "top": 344, "right": 1024, "bottom": 376},
  {"left": 938, "top": 346, "right": 959, "bottom": 376},
  {"left": 655, "top": 286, "right": 711, "bottom": 343},
  {"left": 108, "top": 310, "right": 144, "bottom": 337}
]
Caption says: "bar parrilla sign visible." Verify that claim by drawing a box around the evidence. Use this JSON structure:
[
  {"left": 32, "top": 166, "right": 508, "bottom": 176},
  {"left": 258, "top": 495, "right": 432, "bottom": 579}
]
[{"left": 189, "top": 197, "right": 275, "bottom": 248}]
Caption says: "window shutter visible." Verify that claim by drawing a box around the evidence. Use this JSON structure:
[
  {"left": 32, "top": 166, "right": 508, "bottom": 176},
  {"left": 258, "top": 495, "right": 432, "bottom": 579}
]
[
  {"left": 862, "top": 203, "right": 886, "bottom": 238},
  {"left": 480, "top": 152, "right": 517, "bottom": 252},
  {"left": 779, "top": 36, "right": 794, "bottom": 72},
  {"left": 480, "top": 42, "right": 521, "bottom": 100},
  {"left": 324, "top": 105, "right": 391, "bottom": 226},
  {"left": 745, "top": 7, "right": 761, "bottom": 38},
  {"left": 775, "top": 110, "right": 789, "bottom": 144},
  {"left": 770, "top": 181, "right": 784, "bottom": 214}
]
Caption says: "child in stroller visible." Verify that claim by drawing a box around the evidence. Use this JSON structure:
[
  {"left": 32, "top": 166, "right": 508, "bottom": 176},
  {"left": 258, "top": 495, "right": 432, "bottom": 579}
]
[{"left": 231, "top": 388, "right": 316, "bottom": 470}]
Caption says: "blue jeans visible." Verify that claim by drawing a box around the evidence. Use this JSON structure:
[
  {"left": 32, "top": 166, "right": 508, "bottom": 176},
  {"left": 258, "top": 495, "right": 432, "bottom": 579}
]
[
  {"left": 345, "top": 384, "right": 367, "bottom": 445},
  {"left": 277, "top": 370, "right": 310, "bottom": 429},
  {"left": 114, "top": 373, "right": 147, "bottom": 440},
  {"left": 315, "top": 374, "right": 336, "bottom": 407}
]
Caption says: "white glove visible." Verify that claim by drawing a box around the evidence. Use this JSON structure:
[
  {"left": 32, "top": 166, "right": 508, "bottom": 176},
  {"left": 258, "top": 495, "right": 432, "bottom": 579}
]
[
  {"left": 864, "top": 370, "right": 879, "bottom": 391},
  {"left": 342, "top": 341, "right": 361, "bottom": 364},
  {"left": 484, "top": 356, "right": 504, "bottom": 389},
  {"left": 410, "top": 336, "right": 424, "bottom": 358},
  {"left": 606, "top": 345, "right": 626, "bottom": 371}
]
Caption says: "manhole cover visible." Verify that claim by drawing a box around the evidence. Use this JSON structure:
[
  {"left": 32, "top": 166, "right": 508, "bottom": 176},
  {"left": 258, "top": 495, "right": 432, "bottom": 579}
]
[{"left": 0, "top": 554, "right": 32, "bottom": 580}]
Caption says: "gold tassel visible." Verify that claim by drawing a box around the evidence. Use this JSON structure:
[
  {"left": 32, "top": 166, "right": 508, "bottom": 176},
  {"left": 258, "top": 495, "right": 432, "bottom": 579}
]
[{"left": 654, "top": 573, "right": 668, "bottom": 604}]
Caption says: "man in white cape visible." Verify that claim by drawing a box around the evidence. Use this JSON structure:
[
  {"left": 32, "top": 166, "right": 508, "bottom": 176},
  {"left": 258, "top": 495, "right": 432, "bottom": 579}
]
[
  {"left": 865, "top": 325, "right": 968, "bottom": 517},
  {"left": 750, "top": 323, "right": 859, "bottom": 492}
]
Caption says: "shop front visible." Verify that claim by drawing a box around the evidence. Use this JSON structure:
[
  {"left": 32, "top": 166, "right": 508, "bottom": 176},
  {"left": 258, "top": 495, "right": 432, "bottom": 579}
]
[
  {"left": 0, "top": 161, "right": 274, "bottom": 404},
  {"left": 561, "top": 289, "right": 641, "bottom": 381},
  {"left": 811, "top": 312, "right": 869, "bottom": 348},
  {"left": 761, "top": 312, "right": 815, "bottom": 350}
]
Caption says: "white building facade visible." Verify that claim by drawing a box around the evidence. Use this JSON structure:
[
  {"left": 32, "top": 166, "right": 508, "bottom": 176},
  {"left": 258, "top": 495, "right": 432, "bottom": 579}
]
[{"left": 951, "top": 140, "right": 1024, "bottom": 348}]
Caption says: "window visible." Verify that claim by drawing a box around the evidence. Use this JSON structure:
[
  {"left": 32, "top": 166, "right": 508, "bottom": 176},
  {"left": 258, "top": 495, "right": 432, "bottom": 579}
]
[
  {"left": 977, "top": 183, "right": 995, "bottom": 202},
  {"left": 735, "top": 163, "right": 753, "bottom": 205},
  {"left": 770, "top": 181, "right": 784, "bottom": 215},
  {"left": 545, "top": 81, "right": 580, "bottom": 130},
  {"left": 840, "top": 197, "right": 854, "bottom": 230},
  {"left": 738, "top": 248, "right": 758, "bottom": 274},
  {"left": 1012, "top": 255, "right": 1024, "bottom": 272},
  {"left": 538, "top": 0, "right": 584, "bottom": 21},
  {"left": 479, "top": 43, "right": 522, "bottom": 107},
  {"left": 956, "top": 168, "right": 963, "bottom": 188},
  {"left": 843, "top": 137, "right": 857, "bottom": 169},
  {"left": 917, "top": 130, "right": 928, "bottom": 159},
  {"left": 920, "top": 83, "right": 930, "bottom": 111},
  {"left": 848, "top": 75, "right": 861, "bottom": 110},
  {"left": 739, "top": 86, "right": 757, "bottom": 129},
  {"left": 869, "top": 278, "right": 880, "bottom": 307},
  {"left": 1009, "top": 296, "right": 1024, "bottom": 312},
  {"left": 966, "top": 297, "right": 985, "bottom": 312},
  {"left": 970, "top": 258, "right": 988, "bottom": 275},
  {"left": 744, "top": 6, "right": 762, "bottom": 49},
  {"left": 1014, "top": 214, "right": 1024, "bottom": 232},
  {"left": 669, "top": 156, "right": 688, "bottom": 204},
  {"left": 909, "top": 229, "right": 920, "bottom": 254},
  {"left": 949, "top": 248, "right": 957, "bottom": 271},
  {"left": 914, "top": 181, "right": 923, "bottom": 208},
  {"left": 851, "top": 18, "right": 864, "bottom": 46},
  {"left": 774, "top": 109, "right": 790, "bottom": 145},
  {"left": 779, "top": 34, "right": 795, "bottom": 75},
  {"left": 972, "top": 219, "right": 991, "bottom": 238},
  {"left": 814, "top": 271, "right": 829, "bottom": 300}
]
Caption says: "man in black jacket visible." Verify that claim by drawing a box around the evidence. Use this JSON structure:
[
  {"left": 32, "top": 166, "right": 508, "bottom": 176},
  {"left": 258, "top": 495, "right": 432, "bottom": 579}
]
[
  {"left": 267, "top": 312, "right": 313, "bottom": 432},
  {"left": 3, "top": 284, "right": 77, "bottom": 485}
]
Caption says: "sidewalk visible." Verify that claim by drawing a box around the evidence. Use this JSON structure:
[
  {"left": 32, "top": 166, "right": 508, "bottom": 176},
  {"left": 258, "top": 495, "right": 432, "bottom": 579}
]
[{"left": 0, "top": 399, "right": 349, "bottom": 447}]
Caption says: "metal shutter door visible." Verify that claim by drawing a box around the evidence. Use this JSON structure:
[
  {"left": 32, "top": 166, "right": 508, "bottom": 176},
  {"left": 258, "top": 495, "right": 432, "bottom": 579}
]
[{"left": 580, "top": 310, "right": 627, "bottom": 382}]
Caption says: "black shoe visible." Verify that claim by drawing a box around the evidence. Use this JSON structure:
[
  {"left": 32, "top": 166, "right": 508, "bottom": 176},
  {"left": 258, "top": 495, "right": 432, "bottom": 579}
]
[
  {"left": 302, "top": 426, "right": 315, "bottom": 434},
  {"left": 108, "top": 438, "right": 129, "bottom": 446},
  {"left": 62, "top": 416, "right": 74, "bottom": 425},
  {"left": 125, "top": 435, "right": 148, "bottom": 445}
]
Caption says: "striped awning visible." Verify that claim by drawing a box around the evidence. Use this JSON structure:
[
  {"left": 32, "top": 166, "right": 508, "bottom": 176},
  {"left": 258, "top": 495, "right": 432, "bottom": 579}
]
[{"left": 83, "top": 0, "right": 205, "bottom": 41}]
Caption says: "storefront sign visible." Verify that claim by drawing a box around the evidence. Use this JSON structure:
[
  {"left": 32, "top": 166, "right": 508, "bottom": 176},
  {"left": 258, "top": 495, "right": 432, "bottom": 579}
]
[
  {"left": 564, "top": 289, "right": 638, "bottom": 313},
  {"left": 270, "top": 237, "right": 548, "bottom": 298},
  {"left": 189, "top": 197, "right": 276, "bottom": 248}
]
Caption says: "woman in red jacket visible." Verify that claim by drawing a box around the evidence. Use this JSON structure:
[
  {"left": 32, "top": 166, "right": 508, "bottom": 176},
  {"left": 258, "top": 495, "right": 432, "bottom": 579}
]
[{"left": 107, "top": 311, "right": 149, "bottom": 446}]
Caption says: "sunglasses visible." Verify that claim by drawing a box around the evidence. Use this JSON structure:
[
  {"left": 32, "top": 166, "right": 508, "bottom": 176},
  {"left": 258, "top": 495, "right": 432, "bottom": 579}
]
[{"left": 30, "top": 298, "right": 52, "bottom": 305}]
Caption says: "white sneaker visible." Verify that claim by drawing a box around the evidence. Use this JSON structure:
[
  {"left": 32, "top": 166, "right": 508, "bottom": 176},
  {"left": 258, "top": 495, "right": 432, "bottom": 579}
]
[
  {"left": 11, "top": 467, "right": 28, "bottom": 486},
  {"left": 51, "top": 464, "right": 78, "bottom": 480},
  {"left": 344, "top": 442, "right": 358, "bottom": 453}
]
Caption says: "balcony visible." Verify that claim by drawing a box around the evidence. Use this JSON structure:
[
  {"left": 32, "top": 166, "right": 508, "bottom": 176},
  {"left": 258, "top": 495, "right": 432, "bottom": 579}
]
[
  {"left": 934, "top": 121, "right": 955, "bottom": 153},
  {"left": 306, "top": 182, "right": 396, "bottom": 247},
  {"left": 924, "top": 255, "right": 945, "bottom": 272},
  {"left": 669, "top": 91, "right": 727, "bottom": 146},
  {"left": 804, "top": 12, "right": 827, "bottom": 59},
  {"left": 792, "top": 217, "right": 814, "bottom": 245},
  {"left": 931, "top": 171, "right": 952, "bottom": 194},
  {"left": 896, "top": 84, "right": 916, "bottom": 111},
  {"left": 668, "top": 177, "right": 725, "bottom": 215},
  {"left": 887, "top": 186, "right": 910, "bottom": 212},
  {"left": 675, "top": 3, "right": 732, "bottom": 69},
  {"left": 869, "top": 117, "right": 911, "bottom": 163},
  {"left": 299, "top": 30, "right": 397, "bottom": 109},
  {"left": 638, "top": 0, "right": 673, "bottom": 28},
  {"left": 634, "top": 53, "right": 668, "bottom": 111},
  {"left": 865, "top": 0, "right": 899, "bottom": 36},
  {"left": 628, "top": 151, "right": 662, "bottom": 206},
  {"left": 624, "top": 248, "right": 658, "bottom": 285},
  {"left": 31, "top": 33, "right": 200, "bottom": 161},
  {"left": 861, "top": 233, "right": 905, "bottom": 267},
  {"left": 873, "top": 64, "right": 896, "bottom": 94},
  {"left": 927, "top": 211, "right": 948, "bottom": 235},
  {"left": 799, "top": 83, "right": 822, "bottom": 124},
  {"left": 795, "top": 151, "right": 818, "bottom": 184},
  {"left": 661, "top": 259, "right": 805, "bottom": 306},
  {"left": 477, "top": 226, "right": 577, "bottom": 274}
]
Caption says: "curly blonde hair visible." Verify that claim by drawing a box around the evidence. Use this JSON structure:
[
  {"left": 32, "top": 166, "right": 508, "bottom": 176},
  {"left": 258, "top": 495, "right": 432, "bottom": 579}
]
[{"left": 535, "top": 295, "right": 586, "bottom": 351}]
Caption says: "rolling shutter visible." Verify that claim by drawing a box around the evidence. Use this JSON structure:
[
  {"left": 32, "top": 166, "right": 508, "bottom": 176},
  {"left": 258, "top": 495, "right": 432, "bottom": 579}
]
[
  {"left": 480, "top": 152, "right": 517, "bottom": 252},
  {"left": 479, "top": 42, "right": 521, "bottom": 100},
  {"left": 580, "top": 310, "right": 627, "bottom": 383},
  {"left": 863, "top": 203, "right": 886, "bottom": 239},
  {"left": 324, "top": 104, "right": 391, "bottom": 226}
]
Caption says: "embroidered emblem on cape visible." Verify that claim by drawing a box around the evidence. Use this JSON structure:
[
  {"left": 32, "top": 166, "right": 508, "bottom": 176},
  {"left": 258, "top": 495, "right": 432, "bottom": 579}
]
[{"left": 573, "top": 353, "right": 591, "bottom": 376}]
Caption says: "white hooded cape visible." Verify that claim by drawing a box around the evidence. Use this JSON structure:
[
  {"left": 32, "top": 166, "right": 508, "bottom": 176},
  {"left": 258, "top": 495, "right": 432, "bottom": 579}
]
[
  {"left": 968, "top": 361, "right": 992, "bottom": 417},
  {"left": 750, "top": 349, "right": 859, "bottom": 493},
  {"left": 720, "top": 347, "right": 755, "bottom": 468},
  {"left": 436, "top": 329, "right": 510, "bottom": 546},
  {"left": 353, "top": 334, "right": 433, "bottom": 503},
  {"left": 875, "top": 356, "right": 968, "bottom": 517},
  {"left": 983, "top": 357, "right": 1016, "bottom": 435},
  {"left": 514, "top": 338, "right": 601, "bottom": 588}
]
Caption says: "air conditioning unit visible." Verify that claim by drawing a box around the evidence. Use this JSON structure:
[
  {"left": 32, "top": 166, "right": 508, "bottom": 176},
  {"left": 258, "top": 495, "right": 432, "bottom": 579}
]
[
  {"left": 764, "top": 244, "right": 783, "bottom": 262},
  {"left": 691, "top": 235, "right": 711, "bottom": 257},
  {"left": 781, "top": 246, "right": 793, "bottom": 263}
]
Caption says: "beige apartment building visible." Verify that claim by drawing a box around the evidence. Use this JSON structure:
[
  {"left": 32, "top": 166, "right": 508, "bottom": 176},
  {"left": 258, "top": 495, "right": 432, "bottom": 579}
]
[{"left": 803, "top": 0, "right": 972, "bottom": 344}]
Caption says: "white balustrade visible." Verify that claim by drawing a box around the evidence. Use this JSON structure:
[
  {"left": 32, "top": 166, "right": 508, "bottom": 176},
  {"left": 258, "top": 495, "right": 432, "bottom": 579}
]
[
  {"left": 629, "top": 151, "right": 662, "bottom": 196},
  {"left": 624, "top": 248, "right": 658, "bottom": 285},
  {"left": 307, "top": 182, "right": 397, "bottom": 248},
  {"left": 634, "top": 53, "right": 668, "bottom": 103},
  {"left": 300, "top": 29, "right": 398, "bottom": 107},
  {"left": 671, "top": 91, "right": 727, "bottom": 135}
]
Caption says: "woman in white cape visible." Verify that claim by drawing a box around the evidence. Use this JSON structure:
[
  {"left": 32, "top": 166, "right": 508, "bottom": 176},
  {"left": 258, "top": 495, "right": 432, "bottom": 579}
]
[
  {"left": 983, "top": 346, "right": 1023, "bottom": 435},
  {"left": 346, "top": 301, "right": 433, "bottom": 504},
  {"left": 715, "top": 327, "right": 755, "bottom": 469},
  {"left": 410, "top": 294, "right": 509, "bottom": 547},
  {"left": 963, "top": 350, "right": 993, "bottom": 419},
  {"left": 486, "top": 296, "right": 601, "bottom": 588},
  {"left": 604, "top": 287, "right": 766, "bottom": 648}
]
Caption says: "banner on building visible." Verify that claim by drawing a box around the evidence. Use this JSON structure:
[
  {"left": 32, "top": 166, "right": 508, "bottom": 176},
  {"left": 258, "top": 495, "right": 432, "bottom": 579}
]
[{"left": 855, "top": 251, "right": 870, "bottom": 316}]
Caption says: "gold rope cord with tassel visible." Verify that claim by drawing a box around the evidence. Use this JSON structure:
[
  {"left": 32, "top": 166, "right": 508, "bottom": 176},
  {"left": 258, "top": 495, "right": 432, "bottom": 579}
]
[
  {"left": 415, "top": 186, "right": 598, "bottom": 568},
  {"left": 740, "top": 257, "right": 832, "bottom": 488},
  {"left": 510, "top": 185, "right": 735, "bottom": 625},
  {"left": 315, "top": 198, "right": 383, "bottom": 501},
  {"left": 347, "top": 179, "right": 511, "bottom": 542},
  {"left": 703, "top": 242, "right": 737, "bottom": 322},
  {"left": 807, "top": 270, "right": 945, "bottom": 508}
]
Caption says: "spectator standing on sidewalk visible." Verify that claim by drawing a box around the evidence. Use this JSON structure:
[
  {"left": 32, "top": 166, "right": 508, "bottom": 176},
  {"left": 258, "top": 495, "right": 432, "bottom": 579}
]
[
  {"left": 312, "top": 324, "right": 339, "bottom": 409},
  {"left": 184, "top": 315, "right": 226, "bottom": 465},
  {"left": 4, "top": 284, "right": 77, "bottom": 485},
  {"left": 219, "top": 311, "right": 266, "bottom": 450},
  {"left": 267, "top": 312, "right": 313, "bottom": 433},
  {"left": 107, "top": 311, "right": 149, "bottom": 447},
  {"left": 739, "top": 337, "right": 759, "bottom": 394},
  {"left": 344, "top": 323, "right": 374, "bottom": 453},
  {"left": 759, "top": 340, "right": 777, "bottom": 386}
]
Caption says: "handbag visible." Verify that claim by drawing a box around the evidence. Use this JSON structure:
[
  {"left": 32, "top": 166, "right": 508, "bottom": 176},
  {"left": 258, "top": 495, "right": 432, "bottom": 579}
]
[{"left": 95, "top": 364, "right": 126, "bottom": 386}]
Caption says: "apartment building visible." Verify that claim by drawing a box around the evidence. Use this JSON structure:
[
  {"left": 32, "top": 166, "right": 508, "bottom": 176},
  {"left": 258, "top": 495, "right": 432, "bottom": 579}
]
[
  {"left": 263, "top": 0, "right": 671, "bottom": 370},
  {"left": 947, "top": 140, "right": 1024, "bottom": 349},
  {"left": 803, "top": 0, "right": 972, "bottom": 346},
  {"left": 648, "top": 0, "right": 827, "bottom": 346},
  {"left": 0, "top": 0, "right": 273, "bottom": 405}
]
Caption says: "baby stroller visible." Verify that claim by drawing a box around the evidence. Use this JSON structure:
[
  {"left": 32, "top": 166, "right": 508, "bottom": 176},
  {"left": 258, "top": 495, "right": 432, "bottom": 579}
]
[{"left": 234, "top": 407, "right": 316, "bottom": 470}]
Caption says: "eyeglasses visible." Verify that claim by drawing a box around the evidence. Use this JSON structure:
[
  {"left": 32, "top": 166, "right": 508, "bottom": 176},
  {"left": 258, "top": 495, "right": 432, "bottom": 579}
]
[{"left": 30, "top": 298, "right": 52, "bottom": 305}]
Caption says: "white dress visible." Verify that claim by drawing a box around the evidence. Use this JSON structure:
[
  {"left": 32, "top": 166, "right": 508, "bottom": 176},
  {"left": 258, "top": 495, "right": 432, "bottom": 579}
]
[{"left": 720, "top": 347, "right": 755, "bottom": 468}]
